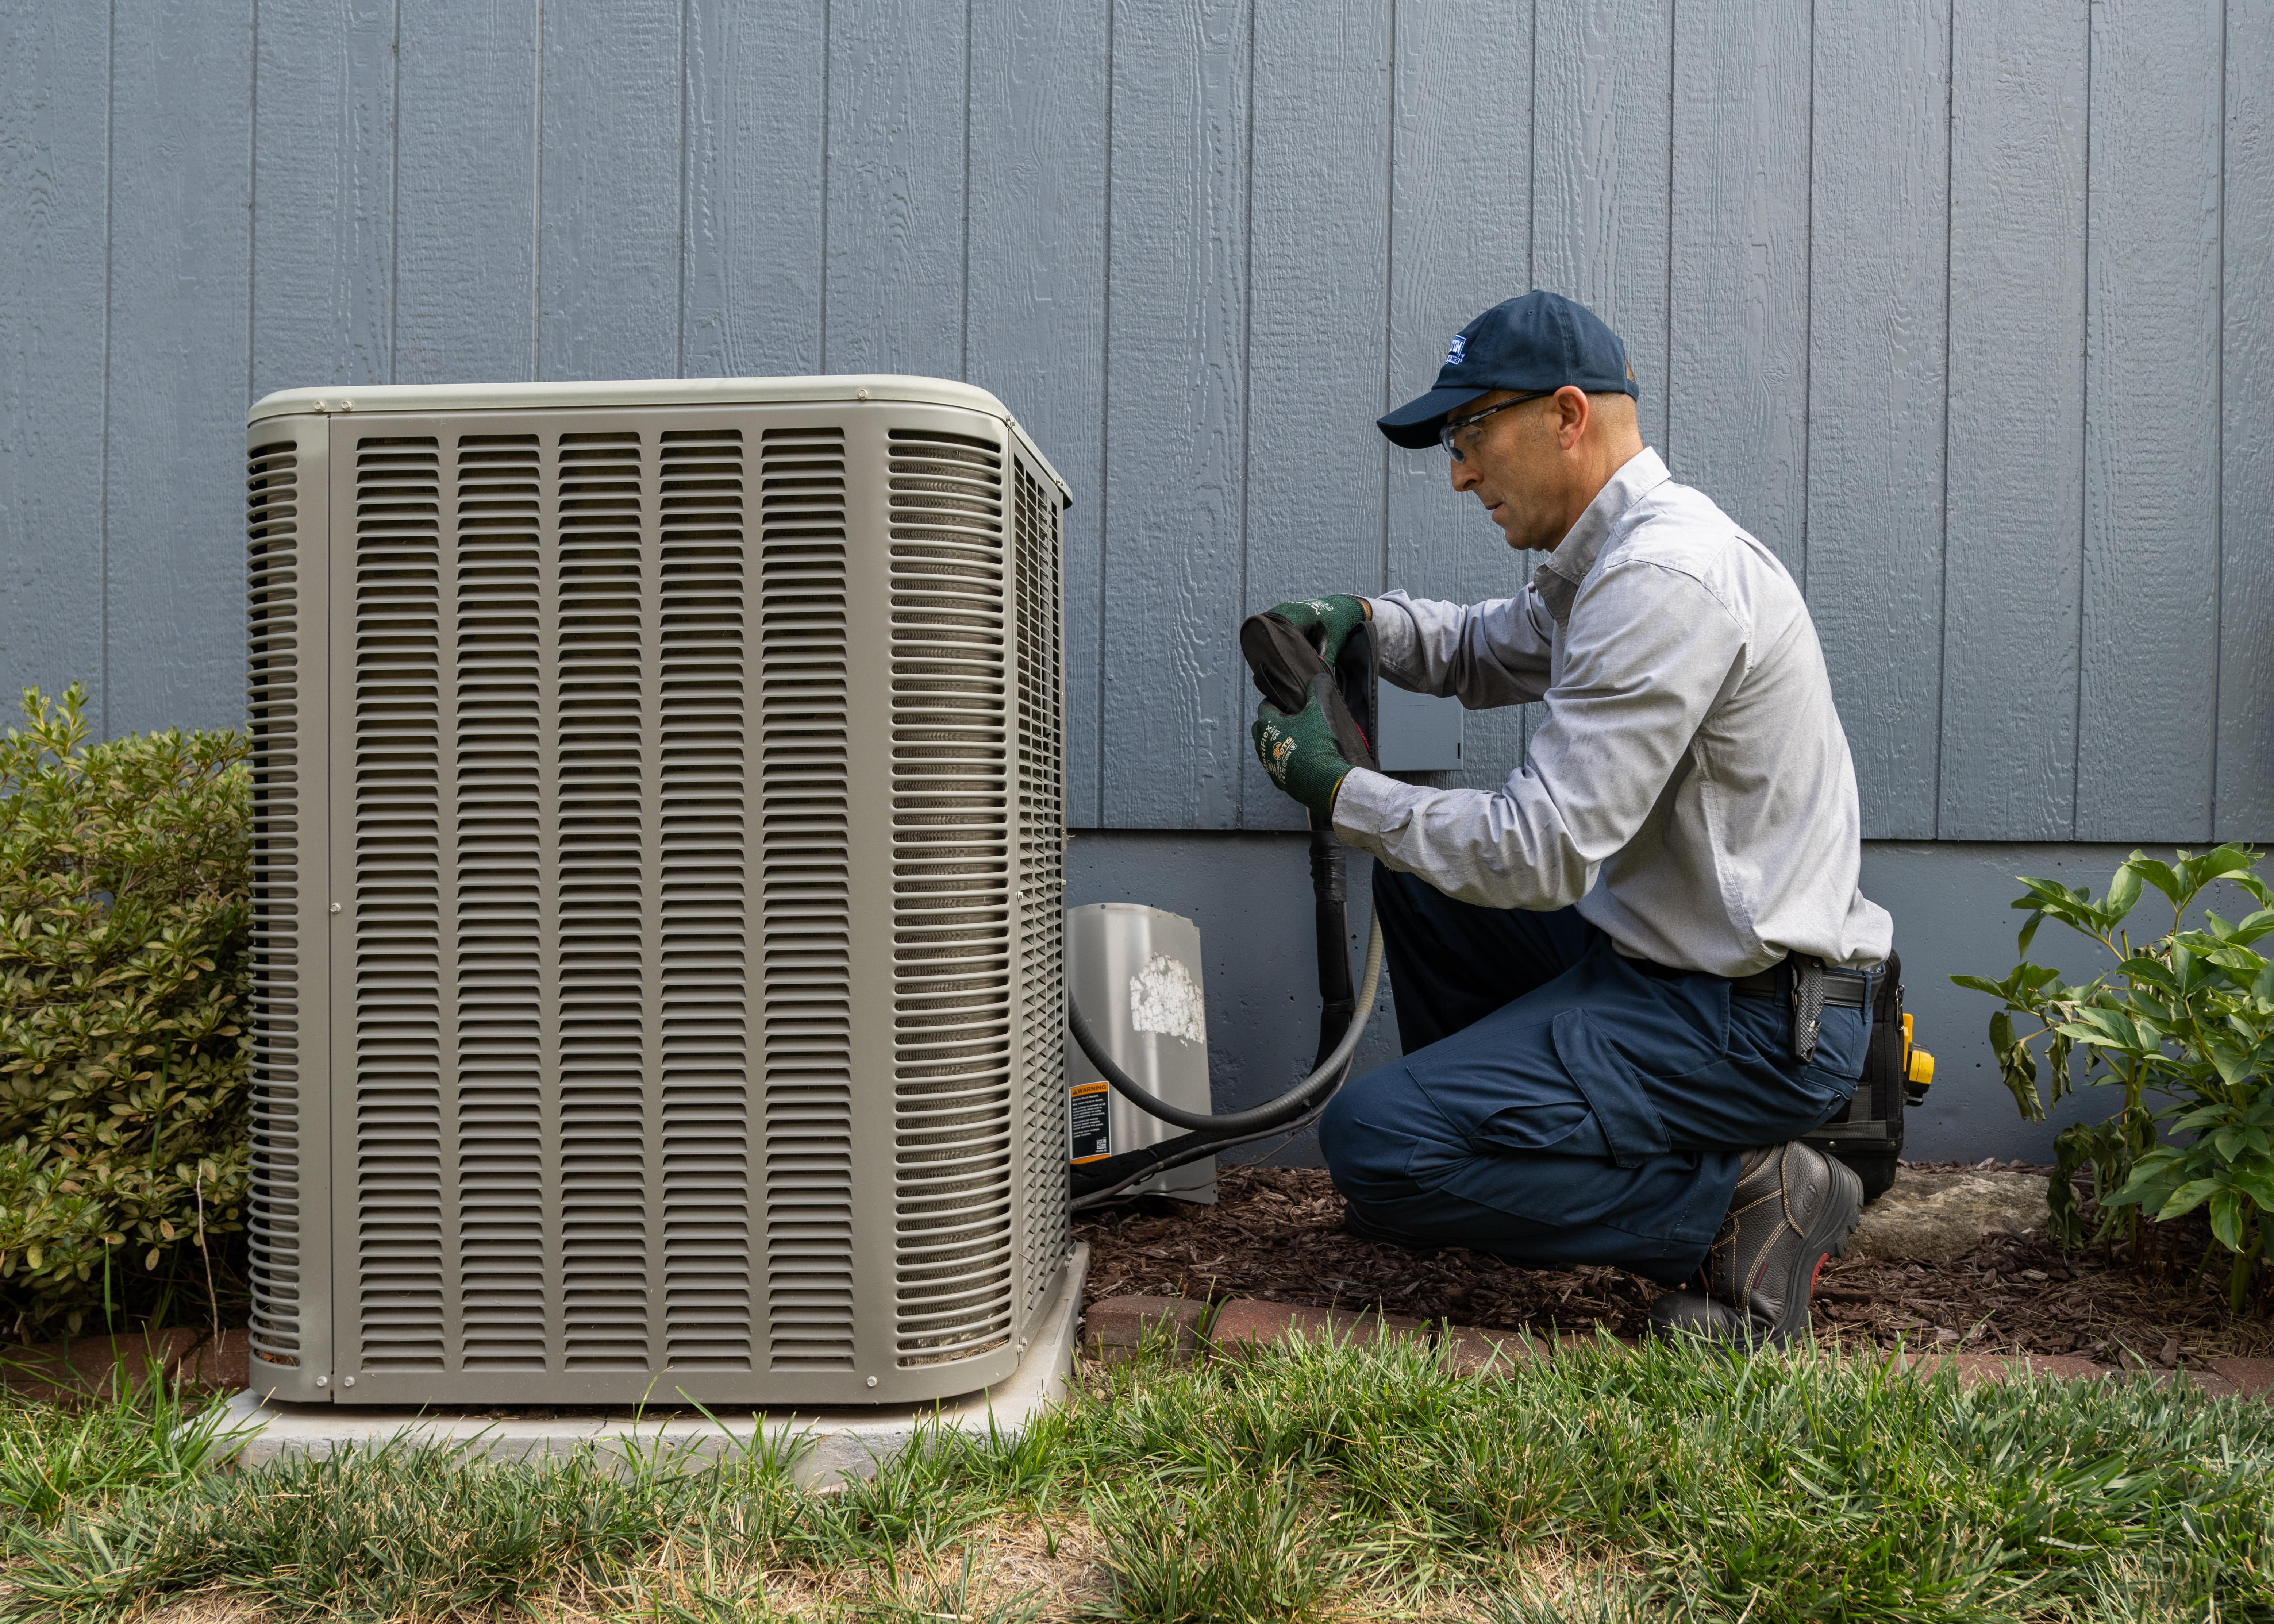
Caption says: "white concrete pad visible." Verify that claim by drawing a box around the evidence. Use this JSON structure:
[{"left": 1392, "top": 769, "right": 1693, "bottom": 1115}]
[{"left": 218, "top": 1243, "right": 1088, "bottom": 1490}]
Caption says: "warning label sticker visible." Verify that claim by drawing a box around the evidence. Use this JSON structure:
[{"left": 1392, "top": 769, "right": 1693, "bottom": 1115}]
[{"left": 1069, "top": 1080, "right": 1111, "bottom": 1164}]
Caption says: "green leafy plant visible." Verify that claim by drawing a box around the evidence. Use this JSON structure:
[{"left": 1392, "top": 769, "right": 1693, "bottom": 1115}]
[
  {"left": 1955, "top": 845, "right": 2274, "bottom": 1315},
  {"left": 0, "top": 686, "right": 250, "bottom": 1335}
]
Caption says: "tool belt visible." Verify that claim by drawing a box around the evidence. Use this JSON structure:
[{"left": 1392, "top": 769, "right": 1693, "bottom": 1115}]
[{"left": 1733, "top": 955, "right": 1870, "bottom": 1064}]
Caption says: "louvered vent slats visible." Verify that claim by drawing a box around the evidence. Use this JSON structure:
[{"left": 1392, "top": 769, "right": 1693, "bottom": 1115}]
[
  {"left": 454, "top": 433, "right": 546, "bottom": 1369},
  {"left": 353, "top": 437, "right": 448, "bottom": 1370},
  {"left": 1012, "top": 462, "right": 1067, "bottom": 1323},
  {"left": 759, "top": 428, "right": 857, "bottom": 1369},
  {"left": 556, "top": 431, "right": 651, "bottom": 1369},
  {"left": 887, "top": 428, "right": 1016, "bottom": 1368},
  {"left": 658, "top": 429, "right": 753, "bottom": 1371},
  {"left": 247, "top": 439, "right": 304, "bottom": 1369}
]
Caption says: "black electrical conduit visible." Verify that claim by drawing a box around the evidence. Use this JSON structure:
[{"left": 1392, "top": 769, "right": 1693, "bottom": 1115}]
[{"left": 1065, "top": 1094, "right": 1344, "bottom": 1212}]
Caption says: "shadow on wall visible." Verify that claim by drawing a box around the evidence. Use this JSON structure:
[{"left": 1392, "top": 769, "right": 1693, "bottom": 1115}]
[{"left": 1067, "top": 832, "right": 2250, "bottom": 1167}]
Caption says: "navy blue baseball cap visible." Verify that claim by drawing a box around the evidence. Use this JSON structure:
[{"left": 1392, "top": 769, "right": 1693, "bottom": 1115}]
[{"left": 1378, "top": 290, "right": 1637, "bottom": 448}]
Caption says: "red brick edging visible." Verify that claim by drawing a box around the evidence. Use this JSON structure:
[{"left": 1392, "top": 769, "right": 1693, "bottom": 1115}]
[
  {"left": 1082, "top": 1295, "right": 2274, "bottom": 1400},
  {"left": 0, "top": 1327, "right": 250, "bottom": 1405}
]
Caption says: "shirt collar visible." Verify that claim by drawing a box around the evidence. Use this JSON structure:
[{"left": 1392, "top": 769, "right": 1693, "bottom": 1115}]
[{"left": 1532, "top": 447, "right": 1672, "bottom": 623}]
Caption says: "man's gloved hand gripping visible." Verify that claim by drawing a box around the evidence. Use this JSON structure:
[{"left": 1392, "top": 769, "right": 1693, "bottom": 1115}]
[
  {"left": 1265, "top": 594, "right": 1369, "bottom": 666},
  {"left": 1252, "top": 672, "right": 1357, "bottom": 821}
]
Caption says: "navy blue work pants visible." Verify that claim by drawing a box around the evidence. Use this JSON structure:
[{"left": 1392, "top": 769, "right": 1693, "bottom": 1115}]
[{"left": 1319, "top": 865, "right": 1871, "bottom": 1285}]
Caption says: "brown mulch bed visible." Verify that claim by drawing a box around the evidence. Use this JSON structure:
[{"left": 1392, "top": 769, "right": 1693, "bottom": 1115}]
[{"left": 1076, "top": 1162, "right": 2274, "bottom": 1368}]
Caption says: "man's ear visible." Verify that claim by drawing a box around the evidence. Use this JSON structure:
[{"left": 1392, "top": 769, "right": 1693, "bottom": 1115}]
[{"left": 1555, "top": 385, "right": 1590, "bottom": 450}]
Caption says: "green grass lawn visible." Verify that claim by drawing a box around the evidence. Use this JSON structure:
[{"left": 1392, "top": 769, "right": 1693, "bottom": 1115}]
[{"left": 0, "top": 1332, "right": 2267, "bottom": 1623}]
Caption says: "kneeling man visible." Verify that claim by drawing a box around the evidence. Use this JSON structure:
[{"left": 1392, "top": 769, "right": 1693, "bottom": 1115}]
[{"left": 1252, "top": 291, "right": 1890, "bottom": 1344}]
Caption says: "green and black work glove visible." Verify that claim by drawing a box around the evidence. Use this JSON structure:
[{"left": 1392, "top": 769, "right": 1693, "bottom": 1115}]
[
  {"left": 1264, "top": 594, "right": 1370, "bottom": 666},
  {"left": 1252, "top": 673, "right": 1358, "bottom": 822}
]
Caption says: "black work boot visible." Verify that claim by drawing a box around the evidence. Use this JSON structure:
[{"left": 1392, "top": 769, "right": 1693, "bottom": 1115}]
[{"left": 1647, "top": 1141, "right": 1862, "bottom": 1348}]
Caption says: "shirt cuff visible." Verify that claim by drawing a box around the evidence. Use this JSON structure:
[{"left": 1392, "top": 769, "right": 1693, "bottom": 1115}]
[
  {"left": 1328, "top": 765, "right": 1429, "bottom": 853},
  {"left": 1361, "top": 595, "right": 1420, "bottom": 676}
]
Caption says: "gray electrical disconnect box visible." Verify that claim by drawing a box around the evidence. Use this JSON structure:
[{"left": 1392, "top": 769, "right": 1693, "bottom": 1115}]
[
  {"left": 1374, "top": 684, "right": 1465, "bottom": 772},
  {"left": 243, "top": 374, "right": 1074, "bottom": 1409},
  {"left": 1064, "top": 903, "right": 1216, "bottom": 1205}
]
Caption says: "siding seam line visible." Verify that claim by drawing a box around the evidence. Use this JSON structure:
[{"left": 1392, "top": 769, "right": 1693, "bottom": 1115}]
[
  {"left": 1934, "top": 0, "right": 1956, "bottom": 839},
  {"left": 1527, "top": 0, "right": 1537, "bottom": 285},
  {"left": 103, "top": 0, "right": 118, "bottom": 738},
  {"left": 818, "top": 0, "right": 830, "bottom": 373},
  {"left": 2209, "top": 0, "right": 2227, "bottom": 836},
  {"left": 1236, "top": 0, "right": 1257, "bottom": 829},
  {"left": 1666, "top": 0, "right": 1677, "bottom": 474},
  {"left": 1096, "top": 0, "right": 1115, "bottom": 825},
  {"left": 1522, "top": 0, "right": 1539, "bottom": 758},
  {"left": 1800, "top": 0, "right": 1816, "bottom": 598},
  {"left": 532, "top": 0, "right": 543, "bottom": 378},
  {"left": 677, "top": 0, "right": 691, "bottom": 375},
  {"left": 2071, "top": 0, "right": 2092, "bottom": 839},
  {"left": 389, "top": 0, "right": 402, "bottom": 385},
  {"left": 960, "top": 0, "right": 973, "bottom": 380},
  {"left": 1380, "top": 0, "right": 1396, "bottom": 596}
]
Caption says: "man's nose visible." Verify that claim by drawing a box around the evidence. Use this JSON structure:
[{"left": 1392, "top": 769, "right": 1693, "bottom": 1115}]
[{"left": 1450, "top": 455, "right": 1479, "bottom": 493}]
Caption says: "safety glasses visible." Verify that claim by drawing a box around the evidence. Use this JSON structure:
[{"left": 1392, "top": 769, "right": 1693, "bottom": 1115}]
[{"left": 1439, "top": 391, "right": 1552, "bottom": 462}]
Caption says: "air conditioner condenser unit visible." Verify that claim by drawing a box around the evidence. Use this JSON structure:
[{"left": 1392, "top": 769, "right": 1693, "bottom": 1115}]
[{"left": 243, "top": 375, "right": 1074, "bottom": 1408}]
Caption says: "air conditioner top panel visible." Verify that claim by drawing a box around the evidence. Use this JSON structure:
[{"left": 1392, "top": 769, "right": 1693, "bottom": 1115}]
[{"left": 247, "top": 371, "right": 1071, "bottom": 502}]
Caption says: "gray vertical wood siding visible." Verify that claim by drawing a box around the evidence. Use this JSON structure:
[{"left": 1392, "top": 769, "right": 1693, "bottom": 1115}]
[{"left": 1, "top": 0, "right": 2264, "bottom": 838}]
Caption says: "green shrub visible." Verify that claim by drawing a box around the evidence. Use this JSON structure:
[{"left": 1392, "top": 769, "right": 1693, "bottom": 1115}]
[
  {"left": 0, "top": 686, "right": 250, "bottom": 1335},
  {"left": 1956, "top": 845, "right": 2274, "bottom": 1314}
]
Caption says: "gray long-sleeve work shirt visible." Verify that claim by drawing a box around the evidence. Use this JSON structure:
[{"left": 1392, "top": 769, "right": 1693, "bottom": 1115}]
[{"left": 1333, "top": 447, "right": 1892, "bottom": 977}]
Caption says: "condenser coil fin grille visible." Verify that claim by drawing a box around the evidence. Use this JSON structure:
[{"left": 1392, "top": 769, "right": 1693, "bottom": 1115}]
[
  {"left": 353, "top": 437, "right": 449, "bottom": 1372},
  {"left": 349, "top": 419, "right": 769, "bottom": 1381},
  {"left": 1012, "top": 460, "right": 1067, "bottom": 1322},
  {"left": 554, "top": 429, "right": 654, "bottom": 1370},
  {"left": 758, "top": 429, "right": 857, "bottom": 1370},
  {"left": 453, "top": 433, "right": 548, "bottom": 1370},
  {"left": 658, "top": 428, "right": 753, "bottom": 1371},
  {"left": 247, "top": 439, "right": 305, "bottom": 1369},
  {"left": 887, "top": 428, "right": 1016, "bottom": 1367}
]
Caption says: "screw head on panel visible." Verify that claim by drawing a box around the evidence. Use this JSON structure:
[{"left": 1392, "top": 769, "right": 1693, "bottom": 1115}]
[
  {"left": 342, "top": 1376, "right": 355, "bottom": 1388},
  {"left": 855, "top": 388, "right": 870, "bottom": 401},
  {"left": 330, "top": 902, "right": 342, "bottom": 914},
  {"left": 315, "top": 1375, "right": 328, "bottom": 1387},
  {"left": 866, "top": 1375, "right": 878, "bottom": 1387}
]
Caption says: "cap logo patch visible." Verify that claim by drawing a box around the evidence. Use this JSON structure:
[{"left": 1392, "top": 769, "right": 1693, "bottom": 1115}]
[{"left": 1445, "top": 333, "right": 1467, "bottom": 366}]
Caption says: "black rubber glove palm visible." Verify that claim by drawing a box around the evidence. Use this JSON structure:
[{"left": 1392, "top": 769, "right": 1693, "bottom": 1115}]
[
  {"left": 1264, "top": 594, "right": 1369, "bottom": 666},
  {"left": 1252, "top": 673, "right": 1357, "bottom": 822}
]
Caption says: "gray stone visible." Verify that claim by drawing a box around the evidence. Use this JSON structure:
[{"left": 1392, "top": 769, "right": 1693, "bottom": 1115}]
[
  {"left": 1848, "top": 1168, "right": 2051, "bottom": 1264},
  {"left": 214, "top": 1244, "right": 1088, "bottom": 1490}
]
